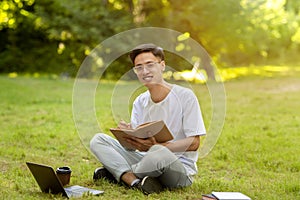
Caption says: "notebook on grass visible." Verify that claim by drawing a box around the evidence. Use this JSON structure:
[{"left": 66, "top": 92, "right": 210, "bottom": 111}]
[
  {"left": 211, "top": 192, "right": 251, "bottom": 200},
  {"left": 26, "top": 162, "right": 104, "bottom": 198}
]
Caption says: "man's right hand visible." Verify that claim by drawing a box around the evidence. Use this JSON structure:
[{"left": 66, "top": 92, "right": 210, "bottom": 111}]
[{"left": 117, "top": 120, "right": 132, "bottom": 129}]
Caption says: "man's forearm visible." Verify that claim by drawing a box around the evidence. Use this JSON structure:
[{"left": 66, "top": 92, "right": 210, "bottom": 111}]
[{"left": 163, "top": 136, "right": 200, "bottom": 152}]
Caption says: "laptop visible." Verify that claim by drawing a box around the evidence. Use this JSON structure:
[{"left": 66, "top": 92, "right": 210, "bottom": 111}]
[{"left": 26, "top": 162, "right": 104, "bottom": 198}]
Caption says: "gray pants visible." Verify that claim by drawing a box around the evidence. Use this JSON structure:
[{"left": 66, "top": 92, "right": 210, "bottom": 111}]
[{"left": 90, "top": 133, "right": 192, "bottom": 188}]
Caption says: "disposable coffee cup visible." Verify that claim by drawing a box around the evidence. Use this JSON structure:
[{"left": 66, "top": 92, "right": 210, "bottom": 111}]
[{"left": 56, "top": 166, "right": 72, "bottom": 186}]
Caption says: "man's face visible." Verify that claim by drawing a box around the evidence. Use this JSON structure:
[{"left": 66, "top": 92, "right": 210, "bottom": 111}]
[{"left": 133, "top": 52, "right": 165, "bottom": 87}]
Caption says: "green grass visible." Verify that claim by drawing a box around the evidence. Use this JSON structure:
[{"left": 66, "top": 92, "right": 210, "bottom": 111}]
[{"left": 0, "top": 70, "right": 299, "bottom": 199}]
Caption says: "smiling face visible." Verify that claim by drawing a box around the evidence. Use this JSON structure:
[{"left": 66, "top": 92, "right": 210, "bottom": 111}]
[{"left": 133, "top": 52, "right": 165, "bottom": 88}]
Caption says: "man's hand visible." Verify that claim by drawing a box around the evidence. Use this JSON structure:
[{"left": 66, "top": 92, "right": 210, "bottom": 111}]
[
  {"left": 125, "top": 136, "right": 157, "bottom": 151},
  {"left": 118, "top": 120, "right": 132, "bottom": 129}
]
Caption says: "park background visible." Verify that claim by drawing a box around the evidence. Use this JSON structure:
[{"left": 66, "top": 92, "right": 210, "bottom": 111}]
[{"left": 1, "top": 0, "right": 299, "bottom": 199}]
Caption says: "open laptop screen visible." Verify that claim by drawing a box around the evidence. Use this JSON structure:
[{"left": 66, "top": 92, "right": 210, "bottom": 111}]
[{"left": 26, "top": 162, "right": 68, "bottom": 197}]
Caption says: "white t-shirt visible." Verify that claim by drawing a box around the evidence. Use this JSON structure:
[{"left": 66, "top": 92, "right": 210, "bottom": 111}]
[{"left": 130, "top": 84, "right": 206, "bottom": 175}]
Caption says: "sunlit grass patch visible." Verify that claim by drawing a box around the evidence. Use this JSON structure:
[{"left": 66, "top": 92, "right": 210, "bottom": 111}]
[
  {"left": 8, "top": 72, "right": 18, "bottom": 78},
  {"left": 218, "top": 65, "right": 300, "bottom": 81},
  {"left": 165, "top": 65, "right": 300, "bottom": 83}
]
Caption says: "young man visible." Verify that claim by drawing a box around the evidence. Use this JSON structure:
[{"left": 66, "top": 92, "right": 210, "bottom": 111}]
[{"left": 90, "top": 43, "right": 206, "bottom": 194}]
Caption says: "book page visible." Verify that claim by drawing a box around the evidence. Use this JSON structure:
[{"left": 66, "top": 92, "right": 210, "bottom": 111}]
[{"left": 110, "top": 120, "right": 173, "bottom": 150}]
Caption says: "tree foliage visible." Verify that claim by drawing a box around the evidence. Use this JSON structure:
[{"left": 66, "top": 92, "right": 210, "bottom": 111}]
[
  {"left": 0, "top": 0, "right": 300, "bottom": 77},
  {"left": 0, "top": 0, "right": 134, "bottom": 75},
  {"left": 140, "top": 0, "right": 300, "bottom": 66}
]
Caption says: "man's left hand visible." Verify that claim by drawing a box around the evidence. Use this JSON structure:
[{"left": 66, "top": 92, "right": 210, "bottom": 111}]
[{"left": 125, "top": 136, "right": 157, "bottom": 151}]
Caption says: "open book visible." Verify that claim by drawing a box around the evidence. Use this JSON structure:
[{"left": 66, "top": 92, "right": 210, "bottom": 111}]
[{"left": 110, "top": 120, "right": 173, "bottom": 150}]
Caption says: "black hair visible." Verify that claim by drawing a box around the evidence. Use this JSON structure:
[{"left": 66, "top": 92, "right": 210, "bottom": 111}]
[{"left": 129, "top": 43, "right": 164, "bottom": 63}]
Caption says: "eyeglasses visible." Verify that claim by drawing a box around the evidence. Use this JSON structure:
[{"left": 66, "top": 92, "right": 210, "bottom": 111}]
[{"left": 133, "top": 61, "right": 161, "bottom": 74}]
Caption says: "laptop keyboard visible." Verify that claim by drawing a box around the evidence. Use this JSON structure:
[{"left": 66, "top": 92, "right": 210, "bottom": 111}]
[{"left": 65, "top": 185, "right": 103, "bottom": 197}]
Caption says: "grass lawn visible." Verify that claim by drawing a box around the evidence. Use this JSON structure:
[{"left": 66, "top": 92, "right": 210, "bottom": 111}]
[{"left": 0, "top": 69, "right": 299, "bottom": 199}]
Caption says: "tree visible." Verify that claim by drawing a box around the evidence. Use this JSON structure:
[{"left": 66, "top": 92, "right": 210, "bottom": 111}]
[
  {"left": 34, "top": 0, "right": 135, "bottom": 76},
  {"left": 0, "top": 0, "right": 135, "bottom": 76},
  {"left": 1, "top": 0, "right": 300, "bottom": 77},
  {"left": 0, "top": 0, "right": 53, "bottom": 73},
  {"left": 137, "top": 0, "right": 300, "bottom": 67}
]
